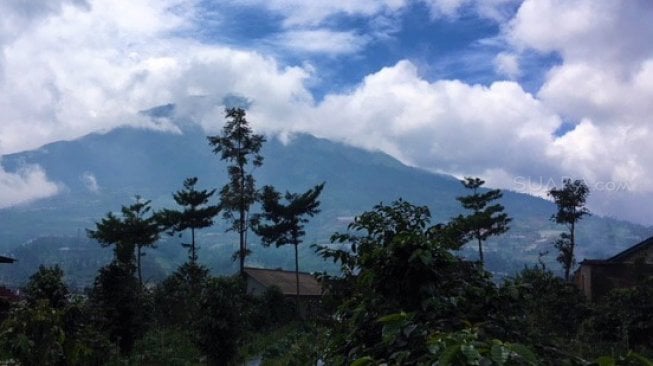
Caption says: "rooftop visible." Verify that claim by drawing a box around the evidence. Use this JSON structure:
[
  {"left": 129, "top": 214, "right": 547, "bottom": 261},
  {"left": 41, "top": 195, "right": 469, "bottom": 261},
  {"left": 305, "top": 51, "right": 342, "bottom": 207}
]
[
  {"left": 0, "top": 255, "right": 16, "bottom": 264},
  {"left": 244, "top": 267, "right": 322, "bottom": 297}
]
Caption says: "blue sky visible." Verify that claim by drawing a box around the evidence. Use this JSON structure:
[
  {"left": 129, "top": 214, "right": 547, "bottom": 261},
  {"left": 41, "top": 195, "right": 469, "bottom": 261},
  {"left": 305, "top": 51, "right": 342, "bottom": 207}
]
[
  {"left": 190, "top": 0, "right": 553, "bottom": 97},
  {"left": 1, "top": 0, "right": 653, "bottom": 224}
]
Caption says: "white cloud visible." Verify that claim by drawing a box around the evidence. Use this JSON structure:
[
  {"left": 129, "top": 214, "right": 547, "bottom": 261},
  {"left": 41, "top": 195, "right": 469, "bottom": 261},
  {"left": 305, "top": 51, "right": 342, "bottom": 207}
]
[
  {"left": 419, "top": 0, "right": 521, "bottom": 20},
  {"left": 264, "top": 60, "right": 561, "bottom": 180},
  {"left": 0, "top": 163, "right": 60, "bottom": 208},
  {"left": 496, "top": 0, "right": 653, "bottom": 221},
  {"left": 0, "top": 0, "right": 312, "bottom": 154},
  {"left": 270, "top": 29, "right": 370, "bottom": 55},
  {"left": 508, "top": 0, "right": 653, "bottom": 69},
  {"left": 81, "top": 172, "right": 100, "bottom": 193},
  {"left": 420, "top": 0, "right": 470, "bottom": 17},
  {"left": 494, "top": 52, "right": 521, "bottom": 79},
  {"left": 2, "top": 0, "right": 653, "bottom": 225},
  {"left": 228, "top": 0, "right": 408, "bottom": 27}
]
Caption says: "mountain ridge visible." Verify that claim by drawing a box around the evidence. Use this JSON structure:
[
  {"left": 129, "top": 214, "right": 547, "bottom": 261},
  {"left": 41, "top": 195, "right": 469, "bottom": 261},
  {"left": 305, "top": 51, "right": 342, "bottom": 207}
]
[{"left": 0, "top": 125, "right": 650, "bottom": 285}]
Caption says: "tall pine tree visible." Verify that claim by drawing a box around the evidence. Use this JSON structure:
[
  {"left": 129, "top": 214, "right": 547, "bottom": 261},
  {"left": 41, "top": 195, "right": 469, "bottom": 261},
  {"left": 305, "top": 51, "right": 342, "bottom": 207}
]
[
  {"left": 252, "top": 183, "right": 324, "bottom": 315},
  {"left": 208, "top": 107, "right": 265, "bottom": 276},
  {"left": 157, "top": 177, "right": 220, "bottom": 264},
  {"left": 454, "top": 177, "right": 511, "bottom": 264},
  {"left": 88, "top": 196, "right": 160, "bottom": 286},
  {"left": 548, "top": 178, "right": 590, "bottom": 281}
]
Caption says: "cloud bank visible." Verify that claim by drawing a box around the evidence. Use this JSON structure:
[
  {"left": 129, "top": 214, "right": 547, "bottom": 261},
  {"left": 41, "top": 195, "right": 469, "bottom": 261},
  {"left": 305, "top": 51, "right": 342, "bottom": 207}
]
[
  {"left": 0, "top": 163, "right": 60, "bottom": 208},
  {"left": 1, "top": 0, "right": 653, "bottom": 224}
]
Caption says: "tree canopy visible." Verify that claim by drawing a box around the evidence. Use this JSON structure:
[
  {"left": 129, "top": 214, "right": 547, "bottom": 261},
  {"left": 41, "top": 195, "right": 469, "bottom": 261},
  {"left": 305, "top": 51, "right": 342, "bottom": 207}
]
[
  {"left": 548, "top": 179, "right": 590, "bottom": 280},
  {"left": 207, "top": 107, "right": 265, "bottom": 276},
  {"left": 453, "top": 177, "right": 511, "bottom": 264},
  {"left": 157, "top": 177, "right": 220, "bottom": 264}
]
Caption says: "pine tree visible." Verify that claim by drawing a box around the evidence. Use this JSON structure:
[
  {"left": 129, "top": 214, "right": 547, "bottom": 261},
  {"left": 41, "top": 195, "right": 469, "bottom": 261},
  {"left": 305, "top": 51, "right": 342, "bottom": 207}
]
[
  {"left": 454, "top": 177, "right": 511, "bottom": 264},
  {"left": 207, "top": 107, "right": 265, "bottom": 276},
  {"left": 157, "top": 177, "right": 220, "bottom": 264},
  {"left": 252, "top": 183, "right": 324, "bottom": 315},
  {"left": 548, "top": 178, "right": 590, "bottom": 281},
  {"left": 88, "top": 196, "right": 160, "bottom": 286}
]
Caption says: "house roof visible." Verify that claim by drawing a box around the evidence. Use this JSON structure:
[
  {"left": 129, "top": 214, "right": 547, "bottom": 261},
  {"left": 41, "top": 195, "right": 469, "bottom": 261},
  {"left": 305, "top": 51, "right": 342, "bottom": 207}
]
[
  {"left": 606, "top": 236, "right": 653, "bottom": 262},
  {"left": 0, "top": 255, "right": 15, "bottom": 264},
  {"left": 244, "top": 267, "right": 322, "bottom": 297},
  {"left": 579, "top": 236, "right": 653, "bottom": 266}
]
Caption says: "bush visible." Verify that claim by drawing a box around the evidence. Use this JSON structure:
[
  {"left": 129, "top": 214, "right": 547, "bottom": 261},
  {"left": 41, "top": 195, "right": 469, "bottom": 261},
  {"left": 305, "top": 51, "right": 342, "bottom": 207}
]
[
  {"left": 89, "top": 262, "right": 151, "bottom": 356},
  {"left": 153, "top": 262, "right": 210, "bottom": 328},
  {"left": 586, "top": 279, "right": 653, "bottom": 349},
  {"left": 194, "top": 276, "right": 248, "bottom": 366}
]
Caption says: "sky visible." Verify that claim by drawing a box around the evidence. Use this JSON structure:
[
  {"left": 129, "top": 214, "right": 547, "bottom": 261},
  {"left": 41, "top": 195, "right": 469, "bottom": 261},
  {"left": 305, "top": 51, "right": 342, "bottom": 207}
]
[{"left": 1, "top": 0, "right": 653, "bottom": 225}]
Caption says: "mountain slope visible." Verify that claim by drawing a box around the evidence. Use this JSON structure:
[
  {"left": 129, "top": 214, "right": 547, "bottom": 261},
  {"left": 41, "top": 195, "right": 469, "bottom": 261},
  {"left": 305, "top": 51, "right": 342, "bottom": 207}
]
[{"left": 0, "top": 126, "right": 650, "bottom": 285}]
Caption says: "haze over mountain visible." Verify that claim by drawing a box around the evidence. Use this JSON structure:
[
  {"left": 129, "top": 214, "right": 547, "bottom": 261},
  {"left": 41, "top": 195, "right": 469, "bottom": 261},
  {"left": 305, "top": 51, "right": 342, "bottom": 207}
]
[{"left": 0, "top": 124, "right": 650, "bottom": 286}]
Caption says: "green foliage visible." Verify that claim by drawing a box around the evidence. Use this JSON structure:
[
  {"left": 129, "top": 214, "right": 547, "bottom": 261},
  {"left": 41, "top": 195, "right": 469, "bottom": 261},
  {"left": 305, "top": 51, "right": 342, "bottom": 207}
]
[
  {"left": 207, "top": 107, "right": 265, "bottom": 275},
  {"left": 157, "top": 177, "right": 220, "bottom": 263},
  {"left": 194, "top": 276, "right": 248, "bottom": 365},
  {"left": 89, "top": 261, "right": 151, "bottom": 356},
  {"left": 23, "top": 264, "right": 69, "bottom": 309},
  {"left": 248, "top": 285, "right": 295, "bottom": 329},
  {"left": 60, "top": 296, "right": 114, "bottom": 366},
  {"left": 315, "top": 200, "right": 504, "bottom": 363},
  {"left": 0, "top": 300, "right": 65, "bottom": 365},
  {"left": 585, "top": 279, "right": 653, "bottom": 349},
  {"left": 1, "top": 267, "right": 112, "bottom": 366},
  {"left": 254, "top": 183, "right": 325, "bottom": 249},
  {"left": 350, "top": 314, "right": 540, "bottom": 365},
  {"left": 88, "top": 196, "right": 161, "bottom": 285},
  {"left": 453, "top": 177, "right": 511, "bottom": 264},
  {"left": 153, "top": 262, "right": 210, "bottom": 328},
  {"left": 508, "top": 266, "right": 589, "bottom": 340},
  {"left": 259, "top": 324, "right": 323, "bottom": 366},
  {"left": 548, "top": 179, "right": 590, "bottom": 280},
  {"left": 130, "top": 327, "right": 203, "bottom": 365},
  {"left": 592, "top": 352, "right": 653, "bottom": 366},
  {"left": 253, "top": 183, "right": 324, "bottom": 315},
  {"left": 426, "top": 328, "right": 539, "bottom": 366}
]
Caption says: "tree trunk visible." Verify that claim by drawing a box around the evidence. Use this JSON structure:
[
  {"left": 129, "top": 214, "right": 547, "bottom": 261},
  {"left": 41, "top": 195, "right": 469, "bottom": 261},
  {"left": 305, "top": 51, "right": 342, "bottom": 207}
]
[
  {"left": 137, "top": 245, "right": 143, "bottom": 286},
  {"left": 238, "top": 145, "right": 246, "bottom": 278},
  {"left": 477, "top": 233, "right": 484, "bottom": 264},
  {"left": 295, "top": 242, "right": 300, "bottom": 319},
  {"left": 239, "top": 214, "right": 245, "bottom": 276},
  {"left": 566, "top": 221, "right": 576, "bottom": 282},
  {"left": 191, "top": 227, "right": 196, "bottom": 264}
]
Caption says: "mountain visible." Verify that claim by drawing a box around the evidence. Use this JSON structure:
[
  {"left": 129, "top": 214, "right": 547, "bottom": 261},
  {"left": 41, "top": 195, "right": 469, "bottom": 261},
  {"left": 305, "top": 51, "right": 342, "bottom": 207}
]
[{"left": 0, "top": 125, "right": 650, "bottom": 286}]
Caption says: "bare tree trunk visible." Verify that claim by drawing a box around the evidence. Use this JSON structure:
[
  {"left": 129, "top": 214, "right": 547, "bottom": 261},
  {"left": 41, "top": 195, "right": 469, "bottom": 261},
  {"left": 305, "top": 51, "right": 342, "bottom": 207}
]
[
  {"left": 566, "top": 221, "right": 576, "bottom": 282},
  {"left": 191, "top": 227, "right": 196, "bottom": 264},
  {"left": 477, "top": 233, "right": 484, "bottom": 264},
  {"left": 295, "top": 242, "right": 300, "bottom": 319},
  {"left": 239, "top": 213, "right": 245, "bottom": 277},
  {"left": 137, "top": 246, "right": 143, "bottom": 286},
  {"left": 238, "top": 146, "right": 246, "bottom": 278}
]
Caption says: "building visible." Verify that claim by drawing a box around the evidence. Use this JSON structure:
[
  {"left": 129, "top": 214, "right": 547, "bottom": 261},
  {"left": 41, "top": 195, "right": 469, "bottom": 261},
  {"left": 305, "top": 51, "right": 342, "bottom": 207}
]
[
  {"left": 0, "top": 255, "right": 15, "bottom": 264},
  {"left": 575, "top": 236, "right": 653, "bottom": 300},
  {"left": 244, "top": 267, "right": 323, "bottom": 318},
  {"left": 0, "top": 255, "right": 19, "bottom": 303}
]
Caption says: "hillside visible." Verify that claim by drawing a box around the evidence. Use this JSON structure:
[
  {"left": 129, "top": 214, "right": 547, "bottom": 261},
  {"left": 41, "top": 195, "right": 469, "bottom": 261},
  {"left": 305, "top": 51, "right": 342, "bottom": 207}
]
[{"left": 0, "top": 125, "right": 650, "bottom": 286}]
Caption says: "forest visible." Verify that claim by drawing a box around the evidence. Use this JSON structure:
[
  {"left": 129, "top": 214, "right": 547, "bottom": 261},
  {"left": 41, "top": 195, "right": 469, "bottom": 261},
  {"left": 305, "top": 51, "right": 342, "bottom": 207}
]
[{"left": 0, "top": 108, "right": 652, "bottom": 366}]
